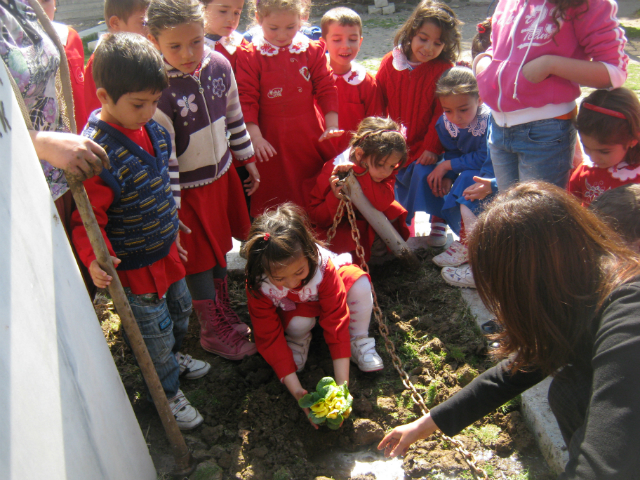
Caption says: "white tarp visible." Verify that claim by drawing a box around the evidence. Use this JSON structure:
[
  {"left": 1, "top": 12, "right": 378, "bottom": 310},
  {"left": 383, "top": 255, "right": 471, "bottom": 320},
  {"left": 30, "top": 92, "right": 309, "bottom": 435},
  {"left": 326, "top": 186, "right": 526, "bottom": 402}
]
[{"left": 0, "top": 64, "right": 156, "bottom": 479}]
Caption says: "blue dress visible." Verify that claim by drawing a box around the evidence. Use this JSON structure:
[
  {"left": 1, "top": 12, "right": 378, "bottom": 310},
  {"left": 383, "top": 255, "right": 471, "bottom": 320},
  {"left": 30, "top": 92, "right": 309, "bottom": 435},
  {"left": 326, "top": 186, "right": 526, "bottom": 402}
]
[{"left": 437, "top": 105, "right": 496, "bottom": 235}]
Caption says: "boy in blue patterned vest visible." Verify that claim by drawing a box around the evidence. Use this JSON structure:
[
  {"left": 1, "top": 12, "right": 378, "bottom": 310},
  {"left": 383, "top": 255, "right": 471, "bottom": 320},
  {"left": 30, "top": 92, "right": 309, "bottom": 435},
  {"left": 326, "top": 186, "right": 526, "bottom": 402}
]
[{"left": 71, "top": 32, "right": 209, "bottom": 430}]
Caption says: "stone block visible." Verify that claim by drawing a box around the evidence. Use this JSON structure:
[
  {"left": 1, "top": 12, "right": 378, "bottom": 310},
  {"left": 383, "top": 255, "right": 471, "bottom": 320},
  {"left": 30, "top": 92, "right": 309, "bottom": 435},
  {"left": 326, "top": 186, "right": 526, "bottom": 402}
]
[
  {"left": 368, "top": 5, "right": 382, "bottom": 14},
  {"left": 382, "top": 3, "right": 396, "bottom": 14},
  {"left": 374, "top": 0, "right": 389, "bottom": 7}
]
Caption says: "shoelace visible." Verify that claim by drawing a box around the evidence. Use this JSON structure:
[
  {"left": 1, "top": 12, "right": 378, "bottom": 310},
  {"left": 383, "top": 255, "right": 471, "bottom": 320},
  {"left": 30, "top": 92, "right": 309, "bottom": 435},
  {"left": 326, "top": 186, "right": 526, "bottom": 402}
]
[{"left": 204, "top": 302, "right": 244, "bottom": 345}]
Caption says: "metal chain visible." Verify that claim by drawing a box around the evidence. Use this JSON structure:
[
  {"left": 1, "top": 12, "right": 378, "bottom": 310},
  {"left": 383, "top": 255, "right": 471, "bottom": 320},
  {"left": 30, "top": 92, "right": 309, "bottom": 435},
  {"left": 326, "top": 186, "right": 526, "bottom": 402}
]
[{"left": 328, "top": 189, "right": 488, "bottom": 480}]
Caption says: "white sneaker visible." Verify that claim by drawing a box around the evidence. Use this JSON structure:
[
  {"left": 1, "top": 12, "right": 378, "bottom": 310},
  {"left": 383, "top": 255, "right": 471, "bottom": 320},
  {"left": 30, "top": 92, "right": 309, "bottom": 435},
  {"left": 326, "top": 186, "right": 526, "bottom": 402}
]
[
  {"left": 286, "top": 334, "right": 312, "bottom": 372},
  {"left": 175, "top": 352, "right": 211, "bottom": 380},
  {"left": 432, "top": 241, "right": 468, "bottom": 267},
  {"left": 426, "top": 222, "right": 448, "bottom": 247},
  {"left": 441, "top": 264, "right": 476, "bottom": 288},
  {"left": 168, "top": 390, "right": 203, "bottom": 430},
  {"left": 351, "top": 337, "right": 384, "bottom": 372}
]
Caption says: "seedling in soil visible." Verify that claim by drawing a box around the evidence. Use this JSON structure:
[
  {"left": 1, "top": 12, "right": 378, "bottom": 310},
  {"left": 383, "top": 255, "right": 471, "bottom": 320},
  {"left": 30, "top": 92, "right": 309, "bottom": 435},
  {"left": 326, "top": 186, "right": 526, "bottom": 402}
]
[
  {"left": 298, "top": 377, "right": 353, "bottom": 429},
  {"left": 426, "top": 381, "right": 439, "bottom": 407}
]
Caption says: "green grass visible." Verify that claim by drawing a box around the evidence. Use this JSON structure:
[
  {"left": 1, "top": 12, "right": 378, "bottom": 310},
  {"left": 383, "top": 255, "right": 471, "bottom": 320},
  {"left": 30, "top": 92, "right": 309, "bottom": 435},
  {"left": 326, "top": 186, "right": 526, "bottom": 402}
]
[
  {"left": 82, "top": 33, "right": 98, "bottom": 63},
  {"left": 185, "top": 389, "right": 220, "bottom": 409},
  {"left": 465, "top": 424, "right": 501, "bottom": 444},
  {"left": 623, "top": 24, "right": 640, "bottom": 39},
  {"left": 359, "top": 57, "right": 383, "bottom": 74},
  {"left": 426, "top": 381, "right": 439, "bottom": 407},
  {"left": 625, "top": 63, "right": 640, "bottom": 95},
  {"left": 499, "top": 395, "right": 522, "bottom": 414}
]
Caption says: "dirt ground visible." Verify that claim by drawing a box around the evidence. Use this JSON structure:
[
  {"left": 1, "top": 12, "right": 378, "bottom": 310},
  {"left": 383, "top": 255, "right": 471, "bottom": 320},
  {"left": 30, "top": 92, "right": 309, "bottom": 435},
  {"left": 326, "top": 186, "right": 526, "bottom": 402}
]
[{"left": 94, "top": 1, "right": 640, "bottom": 479}]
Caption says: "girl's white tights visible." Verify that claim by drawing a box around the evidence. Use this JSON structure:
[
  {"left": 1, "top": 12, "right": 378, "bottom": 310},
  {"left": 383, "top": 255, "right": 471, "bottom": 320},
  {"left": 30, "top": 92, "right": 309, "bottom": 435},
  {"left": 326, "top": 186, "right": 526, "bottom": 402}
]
[{"left": 284, "top": 276, "right": 374, "bottom": 341}]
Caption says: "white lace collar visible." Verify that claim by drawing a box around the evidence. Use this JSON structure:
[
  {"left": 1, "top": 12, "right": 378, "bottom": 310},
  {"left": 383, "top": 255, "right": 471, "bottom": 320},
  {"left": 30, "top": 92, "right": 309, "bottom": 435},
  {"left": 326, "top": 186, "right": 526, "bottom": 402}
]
[
  {"left": 392, "top": 47, "right": 414, "bottom": 71},
  {"left": 258, "top": 246, "right": 352, "bottom": 306},
  {"left": 443, "top": 104, "right": 491, "bottom": 138},
  {"left": 333, "top": 61, "right": 367, "bottom": 86},
  {"left": 253, "top": 29, "right": 310, "bottom": 56},
  {"left": 205, "top": 30, "right": 244, "bottom": 55}
]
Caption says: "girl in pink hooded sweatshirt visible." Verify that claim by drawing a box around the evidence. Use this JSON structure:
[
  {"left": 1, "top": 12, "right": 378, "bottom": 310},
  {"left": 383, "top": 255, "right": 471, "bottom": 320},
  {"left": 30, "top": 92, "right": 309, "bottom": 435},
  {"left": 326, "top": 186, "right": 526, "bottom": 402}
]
[{"left": 474, "top": 0, "right": 628, "bottom": 190}]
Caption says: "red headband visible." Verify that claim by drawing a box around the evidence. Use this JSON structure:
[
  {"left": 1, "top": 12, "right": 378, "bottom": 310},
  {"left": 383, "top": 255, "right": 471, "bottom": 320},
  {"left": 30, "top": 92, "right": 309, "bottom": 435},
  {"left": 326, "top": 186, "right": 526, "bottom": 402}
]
[{"left": 582, "top": 103, "right": 627, "bottom": 120}]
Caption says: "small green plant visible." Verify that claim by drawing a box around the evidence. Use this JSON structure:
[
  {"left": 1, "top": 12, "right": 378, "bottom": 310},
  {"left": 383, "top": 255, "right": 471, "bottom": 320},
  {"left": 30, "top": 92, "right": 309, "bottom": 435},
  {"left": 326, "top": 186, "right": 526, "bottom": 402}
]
[
  {"left": 467, "top": 424, "right": 501, "bottom": 444},
  {"left": 427, "top": 349, "right": 446, "bottom": 370},
  {"left": 298, "top": 377, "right": 353, "bottom": 429},
  {"left": 499, "top": 395, "right": 521, "bottom": 414},
  {"left": 426, "top": 381, "right": 439, "bottom": 407},
  {"left": 272, "top": 467, "right": 291, "bottom": 480},
  {"left": 448, "top": 345, "right": 466, "bottom": 362},
  {"left": 187, "top": 389, "right": 220, "bottom": 409}
]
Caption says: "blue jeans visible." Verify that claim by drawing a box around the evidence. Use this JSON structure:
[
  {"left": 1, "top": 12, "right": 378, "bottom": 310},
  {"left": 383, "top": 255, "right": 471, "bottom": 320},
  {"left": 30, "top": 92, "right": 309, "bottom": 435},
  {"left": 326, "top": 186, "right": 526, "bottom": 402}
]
[
  {"left": 123, "top": 278, "right": 192, "bottom": 399},
  {"left": 489, "top": 117, "right": 577, "bottom": 190}
]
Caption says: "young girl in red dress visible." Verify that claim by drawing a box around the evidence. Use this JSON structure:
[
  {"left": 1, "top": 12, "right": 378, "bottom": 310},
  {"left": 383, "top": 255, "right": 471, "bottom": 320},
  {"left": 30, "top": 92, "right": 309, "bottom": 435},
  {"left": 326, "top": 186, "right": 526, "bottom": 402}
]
[
  {"left": 375, "top": 0, "right": 461, "bottom": 246},
  {"left": 200, "top": 0, "right": 248, "bottom": 72},
  {"left": 569, "top": 88, "right": 640, "bottom": 207},
  {"left": 147, "top": 0, "right": 259, "bottom": 360},
  {"left": 236, "top": 0, "right": 343, "bottom": 217},
  {"left": 307, "top": 117, "right": 410, "bottom": 261},
  {"left": 243, "top": 204, "right": 384, "bottom": 426}
]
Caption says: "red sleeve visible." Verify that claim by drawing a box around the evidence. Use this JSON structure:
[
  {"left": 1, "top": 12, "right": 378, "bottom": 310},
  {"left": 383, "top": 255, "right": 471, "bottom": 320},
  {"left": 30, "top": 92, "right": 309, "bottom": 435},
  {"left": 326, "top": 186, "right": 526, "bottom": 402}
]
[
  {"left": 354, "top": 165, "right": 395, "bottom": 211},
  {"left": 247, "top": 288, "right": 298, "bottom": 379},
  {"left": 308, "top": 42, "right": 339, "bottom": 115},
  {"left": 236, "top": 46, "right": 261, "bottom": 125},
  {"left": 363, "top": 74, "right": 384, "bottom": 118},
  {"left": 70, "top": 176, "right": 117, "bottom": 269},
  {"left": 374, "top": 53, "right": 393, "bottom": 116},
  {"left": 418, "top": 62, "right": 450, "bottom": 157},
  {"left": 307, "top": 160, "right": 342, "bottom": 228},
  {"left": 568, "top": 164, "right": 585, "bottom": 203},
  {"left": 84, "top": 54, "right": 101, "bottom": 120},
  {"left": 65, "top": 28, "right": 87, "bottom": 131},
  {"left": 317, "top": 260, "right": 352, "bottom": 361}
]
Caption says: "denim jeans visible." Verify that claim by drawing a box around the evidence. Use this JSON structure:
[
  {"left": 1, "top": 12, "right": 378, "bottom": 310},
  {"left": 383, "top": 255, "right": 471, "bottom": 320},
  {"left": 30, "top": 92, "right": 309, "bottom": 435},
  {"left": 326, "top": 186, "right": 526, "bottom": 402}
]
[
  {"left": 123, "top": 278, "right": 192, "bottom": 399},
  {"left": 489, "top": 117, "right": 577, "bottom": 190}
]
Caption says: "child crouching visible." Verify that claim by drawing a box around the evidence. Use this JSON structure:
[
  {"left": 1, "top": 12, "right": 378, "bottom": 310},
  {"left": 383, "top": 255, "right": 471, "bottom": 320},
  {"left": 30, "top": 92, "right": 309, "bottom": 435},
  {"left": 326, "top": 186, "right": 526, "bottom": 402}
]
[
  {"left": 71, "top": 33, "right": 209, "bottom": 430},
  {"left": 242, "top": 204, "right": 384, "bottom": 426}
]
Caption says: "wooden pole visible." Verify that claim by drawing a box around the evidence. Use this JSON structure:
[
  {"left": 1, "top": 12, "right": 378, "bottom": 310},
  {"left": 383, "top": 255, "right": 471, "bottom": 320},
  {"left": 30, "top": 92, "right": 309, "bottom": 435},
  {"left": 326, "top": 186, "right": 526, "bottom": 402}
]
[
  {"left": 66, "top": 174, "right": 195, "bottom": 476},
  {"left": 342, "top": 173, "right": 419, "bottom": 268}
]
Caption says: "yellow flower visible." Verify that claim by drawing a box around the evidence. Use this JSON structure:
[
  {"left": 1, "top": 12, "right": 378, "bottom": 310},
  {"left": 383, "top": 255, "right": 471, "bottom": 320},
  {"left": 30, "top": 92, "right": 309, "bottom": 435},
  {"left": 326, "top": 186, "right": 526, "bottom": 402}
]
[
  {"left": 343, "top": 406, "right": 352, "bottom": 419},
  {"left": 311, "top": 400, "right": 330, "bottom": 417}
]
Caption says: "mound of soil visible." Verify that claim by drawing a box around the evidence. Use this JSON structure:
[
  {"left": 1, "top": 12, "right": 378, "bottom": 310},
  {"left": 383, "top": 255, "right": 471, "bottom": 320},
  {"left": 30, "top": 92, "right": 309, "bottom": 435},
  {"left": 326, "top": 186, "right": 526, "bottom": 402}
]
[{"left": 96, "top": 248, "right": 554, "bottom": 480}]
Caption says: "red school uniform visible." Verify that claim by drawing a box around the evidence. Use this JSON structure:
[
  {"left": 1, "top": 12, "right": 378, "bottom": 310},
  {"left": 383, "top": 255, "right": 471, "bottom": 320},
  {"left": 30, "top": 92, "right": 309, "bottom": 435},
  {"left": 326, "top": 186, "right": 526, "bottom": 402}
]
[
  {"left": 70, "top": 122, "right": 185, "bottom": 297},
  {"left": 53, "top": 23, "right": 87, "bottom": 131},
  {"left": 330, "top": 61, "right": 384, "bottom": 155},
  {"left": 375, "top": 48, "right": 451, "bottom": 163},
  {"left": 84, "top": 53, "right": 100, "bottom": 121},
  {"left": 306, "top": 152, "right": 410, "bottom": 261},
  {"left": 568, "top": 159, "right": 640, "bottom": 207},
  {"left": 236, "top": 30, "right": 339, "bottom": 217},
  {"left": 204, "top": 31, "right": 248, "bottom": 72},
  {"left": 247, "top": 247, "right": 364, "bottom": 380}
]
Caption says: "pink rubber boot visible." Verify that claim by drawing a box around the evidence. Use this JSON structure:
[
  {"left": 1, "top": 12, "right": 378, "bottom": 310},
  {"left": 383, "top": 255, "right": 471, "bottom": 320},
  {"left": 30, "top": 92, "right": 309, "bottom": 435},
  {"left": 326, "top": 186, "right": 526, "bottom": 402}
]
[
  {"left": 214, "top": 277, "right": 251, "bottom": 337},
  {"left": 192, "top": 299, "right": 257, "bottom": 360}
]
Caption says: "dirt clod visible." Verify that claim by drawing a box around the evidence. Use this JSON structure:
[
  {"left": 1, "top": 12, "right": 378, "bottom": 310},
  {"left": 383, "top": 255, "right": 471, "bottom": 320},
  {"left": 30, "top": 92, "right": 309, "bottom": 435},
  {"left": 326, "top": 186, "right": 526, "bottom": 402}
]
[
  {"left": 353, "top": 396, "right": 373, "bottom": 415},
  {"left": 351, "top": 419, "right": 384, "bottom": 445}
]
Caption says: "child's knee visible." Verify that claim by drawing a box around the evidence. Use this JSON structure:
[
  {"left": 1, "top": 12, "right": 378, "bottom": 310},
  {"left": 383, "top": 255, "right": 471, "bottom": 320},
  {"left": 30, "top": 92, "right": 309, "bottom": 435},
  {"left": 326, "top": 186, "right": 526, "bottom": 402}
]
[
  {"left": 285, "top": 316, "right": 316, "bottom": 338},
  {"left": 347, "top": 276, "right": 373, "bottom": 307}
]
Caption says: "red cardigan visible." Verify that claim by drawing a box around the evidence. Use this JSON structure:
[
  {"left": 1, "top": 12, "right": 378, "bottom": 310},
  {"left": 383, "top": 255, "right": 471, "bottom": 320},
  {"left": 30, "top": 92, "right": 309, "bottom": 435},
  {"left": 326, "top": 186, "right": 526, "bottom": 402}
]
[{"left": 376, "top": 50, "right": 451, "bottom": 163}]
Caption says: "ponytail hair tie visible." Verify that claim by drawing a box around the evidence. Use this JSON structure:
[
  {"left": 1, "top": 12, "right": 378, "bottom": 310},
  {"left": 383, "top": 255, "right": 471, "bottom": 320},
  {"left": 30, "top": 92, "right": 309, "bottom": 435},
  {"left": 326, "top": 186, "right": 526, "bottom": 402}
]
[
  {"left": 477, "top": 23, "right": 486, "bottom": 34},
  {"left": 582, "top": 103, "right": 627, "bottom": 120},
  {"left": 263, "top": 233, "right": 270, "bottom": 241}
]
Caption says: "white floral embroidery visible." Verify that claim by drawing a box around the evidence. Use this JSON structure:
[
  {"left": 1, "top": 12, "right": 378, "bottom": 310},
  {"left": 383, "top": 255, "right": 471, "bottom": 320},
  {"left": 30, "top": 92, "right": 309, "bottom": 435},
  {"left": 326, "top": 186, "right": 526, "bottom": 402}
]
[
  {"left": 268, "top": 88, "right": 283, "bottom": 98},
  {"left": 177, "top": 94, "right": 198, "bottom": 117},
  {"left": 299, "top": 66, "right": 311, "bottom": 81},
  {"left": 442, "top": 104, "right": 490, "bottom": 138},
  {"left": 211, "top": 77, "right": 226, "bottom": 97},
  {"left": 219, "top": 30, "right": 244, "bottom": 55},
  {"left": 444, "top": 115, "right": 460, "bottom": 138},
  {"left": 253, "top": 30, "right": 310, "bottom": 56},
  {"left": 391, "top": 47, "right": 412, "bottom": 71},
  {"left": 584, "top": 177, "right": 608, "bottom": 203},
  {"left": 609, "top": 161, "right": 640, "bottom": 182}
]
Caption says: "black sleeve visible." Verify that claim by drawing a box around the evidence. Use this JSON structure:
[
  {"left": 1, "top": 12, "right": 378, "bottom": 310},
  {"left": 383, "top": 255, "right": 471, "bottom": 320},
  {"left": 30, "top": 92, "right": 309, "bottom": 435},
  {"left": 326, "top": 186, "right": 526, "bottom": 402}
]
[
  {"left": 430, "top": 360, "right": 544, "bottom": 436},
  {"left": 559, "top": 283, "right": 640, "bottom": 479}
]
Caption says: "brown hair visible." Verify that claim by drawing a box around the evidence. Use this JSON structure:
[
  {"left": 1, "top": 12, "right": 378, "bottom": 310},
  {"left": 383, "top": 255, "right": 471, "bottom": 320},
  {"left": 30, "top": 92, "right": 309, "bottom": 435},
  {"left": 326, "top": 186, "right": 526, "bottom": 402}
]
[
  {"left": 349, "top": 117, "right": 408, "bottom": 171},
  {"left": 469, "top": 181, "right": 640, "bottom": 376},
  {"left": 249, "top": 0, "right": 304, "bottom": 22},
  {"left": 242, "top": 203, "right": 321, "bottom": 294},
  {"left": 105, "top": 0, "right": 150, "bottom": 23},
  {"left": 320, "top": 7, "right": 362, "bottom": 38},
  {"left": 577, "top": 88, "right": 640, "bottom": 166},
  {"left": 590, "top": 184, "right": 640, "bottom": 245},
  {"left": 394, "top": 0, "right": 461, "bottom": 65},
  {"left": 93, "top": 33, "right": 168, "bottom": 103},
  {"left": 146, "top": 0, "right": 204, "bottom": 38},
  {"left": 471, "top": 17, "right": 491, "bottom": 59},
  {"left": 435, "top": 66, "right": 478, "bottom": 98}
]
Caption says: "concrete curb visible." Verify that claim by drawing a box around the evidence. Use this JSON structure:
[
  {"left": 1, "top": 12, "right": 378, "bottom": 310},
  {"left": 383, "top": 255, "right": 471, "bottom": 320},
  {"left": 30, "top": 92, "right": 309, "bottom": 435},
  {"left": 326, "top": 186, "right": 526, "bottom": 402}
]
[{"left": 227, "top": 234, "right": 568, "bottom": 474}]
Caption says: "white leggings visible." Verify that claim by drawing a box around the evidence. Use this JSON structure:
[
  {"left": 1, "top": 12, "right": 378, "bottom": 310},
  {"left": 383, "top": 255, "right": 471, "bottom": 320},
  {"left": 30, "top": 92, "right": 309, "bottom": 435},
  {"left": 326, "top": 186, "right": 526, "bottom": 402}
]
[{"left": 284, "top": 276, "right": 373, "bottom": 341}]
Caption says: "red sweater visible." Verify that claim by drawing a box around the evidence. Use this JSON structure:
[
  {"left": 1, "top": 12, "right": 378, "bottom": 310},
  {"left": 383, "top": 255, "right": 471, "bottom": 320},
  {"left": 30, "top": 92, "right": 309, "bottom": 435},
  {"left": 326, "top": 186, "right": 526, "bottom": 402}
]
[
  {"left": 569, "top": 160, "right": 640, "bottom": 207},
  {"left": 330, "top": 62, "right": 384, "bottom": 154},
  {"left": 247, "top": 252, "right": 352, "bottom": 379},
  {"left": 376, "top": 49, "right": 451, "bottom": 163},
  {"left": 71, "top": 123, "right": 185, "bottom": 297},
  {"left": 84, "top": 53, "right": 100, "bottom": 121},
  {"left": 307, "top": 158, "right": 409, "bottom": 259}
]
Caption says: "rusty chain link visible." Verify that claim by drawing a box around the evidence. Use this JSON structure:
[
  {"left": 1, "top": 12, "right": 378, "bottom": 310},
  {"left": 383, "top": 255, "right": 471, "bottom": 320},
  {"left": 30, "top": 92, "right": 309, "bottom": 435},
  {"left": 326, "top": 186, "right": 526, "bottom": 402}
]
[{"left": 326, "top": 180, "right": 488, "bottom": 480}]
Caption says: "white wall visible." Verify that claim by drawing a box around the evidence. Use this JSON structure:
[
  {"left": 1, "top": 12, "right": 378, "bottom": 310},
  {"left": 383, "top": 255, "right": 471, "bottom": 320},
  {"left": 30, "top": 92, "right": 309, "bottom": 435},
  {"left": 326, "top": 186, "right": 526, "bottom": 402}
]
[{"left": 0, "top": 64, "right": 156, "bottom": 479}]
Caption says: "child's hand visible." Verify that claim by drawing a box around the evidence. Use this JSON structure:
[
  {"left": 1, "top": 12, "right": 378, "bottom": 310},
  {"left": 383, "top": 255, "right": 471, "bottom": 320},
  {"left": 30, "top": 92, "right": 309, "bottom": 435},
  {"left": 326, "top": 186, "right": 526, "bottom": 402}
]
[
  {"left": 330, "top": 174, "right": 345, "bottom": 199},
  {"left": 319, "top": 127, "right": 345, "bottom": 142},
  {"left": 522, "top": 55, "right": 555, "bottom": 83},
  {"left": 89, "top": 256, "right": 121, "bottom": 289},
  {"left": 176, "top": 220, "right": 191, "bottom": 263},
  {"left": 415, "top": 150, "right": 438, "bottom": 166},
  {"left": 463, "top": 176, "right": 493, "bottom": 201},
  {"left": 283, "top": 373, "right": 319, "bottom": 429},
  {"left": 253, "top": 136, "right": 277, "bottom": 162},
  {"left": 244, "top": 162, "right": 261, "bottom": 196},
  {"left": 439, "top": 177, "right": 453, "bottom": 198},
  {"left": 427, "top": 160, "right": 451, "bottom": 196},
  {"left": 378, "top": 414, "right": 439, "bottom": 458}
]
